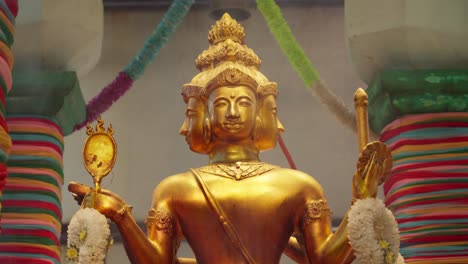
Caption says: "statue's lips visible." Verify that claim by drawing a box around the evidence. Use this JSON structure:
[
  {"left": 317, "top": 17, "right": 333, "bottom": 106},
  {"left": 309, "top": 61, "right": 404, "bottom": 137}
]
[{"left": 223, "top": 122, "right": 243, "bottom": 129}]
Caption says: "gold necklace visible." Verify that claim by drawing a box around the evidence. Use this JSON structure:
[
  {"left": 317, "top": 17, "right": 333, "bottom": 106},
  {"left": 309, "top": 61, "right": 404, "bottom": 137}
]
[{"left": 198, "top": 162, "right": 277, "bottom": 180}]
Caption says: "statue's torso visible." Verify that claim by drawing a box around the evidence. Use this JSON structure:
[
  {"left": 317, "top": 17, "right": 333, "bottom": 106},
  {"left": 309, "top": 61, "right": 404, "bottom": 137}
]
[{"left": 159, "top": 165, "right": 323, "bottom": 264}]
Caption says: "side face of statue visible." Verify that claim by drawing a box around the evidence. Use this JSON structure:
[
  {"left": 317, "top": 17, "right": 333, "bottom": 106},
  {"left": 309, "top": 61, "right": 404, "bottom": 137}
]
[{"left": 179, "top": 96, "right": 207, "bottom": 153}]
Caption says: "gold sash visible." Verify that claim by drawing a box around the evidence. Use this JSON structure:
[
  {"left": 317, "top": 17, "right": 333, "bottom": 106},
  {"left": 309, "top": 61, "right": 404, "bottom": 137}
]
[{"left": 190, "top": 168, "right": 256, "bottom": 264}]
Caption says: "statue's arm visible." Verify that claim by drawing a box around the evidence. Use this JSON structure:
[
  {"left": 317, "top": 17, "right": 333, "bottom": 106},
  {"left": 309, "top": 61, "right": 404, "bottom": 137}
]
[
  {"left": 302, "top": 209, "right": 355, "bottom": 264},
  {"left": 115, "top": 202, "right": 178, "bottom": 264},
  {"left": 284, "top": 236, "right": 307, "bottom": 264},
  {"left": 299, "top": 188, "right": 355, "bottom": 264},
  {"left": 68, "top": 182, "right": 179, "bottom": 264}
]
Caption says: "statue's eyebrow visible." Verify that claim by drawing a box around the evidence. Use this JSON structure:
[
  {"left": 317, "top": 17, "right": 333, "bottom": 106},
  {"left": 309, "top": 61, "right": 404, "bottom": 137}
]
[
  {"left": 213, "top": 96, "right": 229, "bottom": 104},
  {"left": 236, "top": 95, "right": 254, "bottom": 103}
]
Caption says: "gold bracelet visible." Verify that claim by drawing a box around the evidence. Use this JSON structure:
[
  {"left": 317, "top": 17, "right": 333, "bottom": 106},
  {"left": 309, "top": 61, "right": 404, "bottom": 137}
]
[{"left": 114, "top": 204, "right": 133, "bottom": 222}]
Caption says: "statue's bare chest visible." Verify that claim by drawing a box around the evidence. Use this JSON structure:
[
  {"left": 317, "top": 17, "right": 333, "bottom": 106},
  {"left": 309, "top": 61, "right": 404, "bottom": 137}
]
[{"left": 175, "top": 171, "right": 300, "bottom": 233}]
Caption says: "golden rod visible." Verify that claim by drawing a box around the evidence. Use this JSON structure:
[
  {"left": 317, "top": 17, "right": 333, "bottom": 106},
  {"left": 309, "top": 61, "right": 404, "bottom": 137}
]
[{"left": 354, "top": 88, "right": 369, "bottom": 152}]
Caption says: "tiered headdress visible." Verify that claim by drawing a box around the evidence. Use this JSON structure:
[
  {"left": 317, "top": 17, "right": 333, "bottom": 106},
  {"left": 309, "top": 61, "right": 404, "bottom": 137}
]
[{"left": 182, "top": 13, "right": 278, "bottom": 103}]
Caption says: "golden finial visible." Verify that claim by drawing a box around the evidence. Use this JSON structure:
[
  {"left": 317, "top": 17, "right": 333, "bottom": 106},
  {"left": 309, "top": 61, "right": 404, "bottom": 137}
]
[
  {"left": 82, "top": 117, "right": 117, "bottom": 193},
  {"left": 195, "top": 13, "right": 261, "bottom": 71},
  {"left": 85, "top": 117, "right": 114, "bottom": 136},
  {"left": 354, "top": 87, "right": 368, "bottom": 108},
  {"left": 208, "top": 13, "right": 245, "bottom": 45}
]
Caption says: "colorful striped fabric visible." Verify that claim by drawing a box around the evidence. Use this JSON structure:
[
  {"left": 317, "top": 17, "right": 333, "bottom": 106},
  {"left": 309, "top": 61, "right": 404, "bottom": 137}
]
[
  {"left": 0, "top": 116, "right": 63, "bottom": 264},
  {"left": 0, "top": 0, "right": 17, "bottom": 221},
  {"left": 382, "top": 112, "right": 468, "bottom": 263}
]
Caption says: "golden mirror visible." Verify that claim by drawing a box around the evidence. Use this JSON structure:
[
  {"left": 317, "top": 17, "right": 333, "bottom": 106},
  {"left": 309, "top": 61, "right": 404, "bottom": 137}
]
[{"left": 82, "top": 117, "right": 117, "bottom": 192}]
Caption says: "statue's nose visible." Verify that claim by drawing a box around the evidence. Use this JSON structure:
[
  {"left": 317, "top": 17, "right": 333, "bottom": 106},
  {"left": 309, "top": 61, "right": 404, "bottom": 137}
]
[
  {"left": 277, "top": 118, "right": 285, "bottom": 133},
  {"left": 179, "top": 120, "right": 188, "bottom": 136},
  {"left": 227, "top": 104, "right": 240, "bottom": 119}
]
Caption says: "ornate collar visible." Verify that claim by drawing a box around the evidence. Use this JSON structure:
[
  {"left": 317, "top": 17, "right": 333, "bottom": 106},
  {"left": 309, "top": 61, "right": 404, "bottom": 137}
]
[{"left": 198, "top": 161, "right": 277, "bottom": 181}]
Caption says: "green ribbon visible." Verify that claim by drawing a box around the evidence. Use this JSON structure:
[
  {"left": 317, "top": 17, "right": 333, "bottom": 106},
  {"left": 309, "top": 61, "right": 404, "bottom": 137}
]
[{"left": 257, "top": 0, "right": 321, "bottom": 87}]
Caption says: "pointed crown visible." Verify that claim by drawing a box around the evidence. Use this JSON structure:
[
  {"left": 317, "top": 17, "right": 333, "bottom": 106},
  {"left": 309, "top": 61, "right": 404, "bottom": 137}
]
[
  {"left": 182, "top": 13, "right": 277, "bottom": 103},
  {"left": 208, "top": 13, "right": 245, "bottom": 45}
]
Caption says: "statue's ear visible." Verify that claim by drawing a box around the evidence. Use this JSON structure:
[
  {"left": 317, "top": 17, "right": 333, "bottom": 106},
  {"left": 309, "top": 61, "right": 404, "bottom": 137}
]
[
  {"left": 203, "top": 117, "right": 211, "bottom": 145},
  {"left": 253, "top": 115, "right": 263, "bottom": 141}
]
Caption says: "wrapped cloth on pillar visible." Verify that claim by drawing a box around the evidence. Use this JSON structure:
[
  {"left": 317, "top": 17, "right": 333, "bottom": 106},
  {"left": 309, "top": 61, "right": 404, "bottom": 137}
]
[
  {"left": 1, "top": 71, "right": 86, "bottom": 263},
  {"left": 1, "top": 116, "right": 64, "bottom": 263},
  {"left": 367, "top": 70, "right": 468, "bottom": 263},
  {"left": 0, "top": 0, "right": 17, "bottom": 220}
]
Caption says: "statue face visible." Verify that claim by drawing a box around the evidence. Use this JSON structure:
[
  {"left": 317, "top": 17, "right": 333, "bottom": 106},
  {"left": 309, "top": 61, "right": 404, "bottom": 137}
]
[
  {"left": 256, "top": 94, "right": 285, "bottom": 150},
  {"left": 208, "top": 86, "right": 256, "bottom": 142},
  {"left": 179, "top": 97, "right": 207, "bottom": 153}
]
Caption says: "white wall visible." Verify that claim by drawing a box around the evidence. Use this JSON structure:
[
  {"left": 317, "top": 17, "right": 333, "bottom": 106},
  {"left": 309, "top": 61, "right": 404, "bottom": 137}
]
[{"left": 62, "top": 5, "right": 366, "bottom": 263}]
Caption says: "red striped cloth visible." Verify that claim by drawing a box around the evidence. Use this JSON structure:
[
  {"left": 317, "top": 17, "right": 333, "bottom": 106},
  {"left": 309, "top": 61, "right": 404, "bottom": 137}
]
[
  {"left": 1, "top": 116, "right": 63, "bottom": 264},
  {"left": 0, "top": 0, "right": 15, "bottom": 236},
  {"left": 382, "top": 112, "right": 468, "bottom": 263}
]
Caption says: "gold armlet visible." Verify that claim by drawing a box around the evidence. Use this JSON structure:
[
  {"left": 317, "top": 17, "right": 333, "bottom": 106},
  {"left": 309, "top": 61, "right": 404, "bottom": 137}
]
[
  {"left": 145, "top": 208, "right": 175, "bottom": 237},
  {"left": 114, "top": 204, "right": 133, "bottom": 223},
  {"left": 303, "top": 199, "right": 332, "bottom": 228}
]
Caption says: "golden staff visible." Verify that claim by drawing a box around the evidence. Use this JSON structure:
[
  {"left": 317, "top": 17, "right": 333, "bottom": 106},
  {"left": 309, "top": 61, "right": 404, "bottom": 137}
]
[
  {"left": 354, "top": 88, "right": 369, "bottom": 152},
  {"left": 353, "top": 88, "right": 371, "bottom": 197}
]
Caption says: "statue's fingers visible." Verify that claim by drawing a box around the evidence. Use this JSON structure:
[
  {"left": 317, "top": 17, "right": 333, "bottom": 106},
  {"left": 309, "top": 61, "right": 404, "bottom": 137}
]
[
  {"left": 362, "top": 152, "right": 377, "bottom": 182},
  {"left": 68, "top": 181, "right": 91, "bottom": 196},
  {"left": 365, "top": 155, "right": 383, "bottom": 193},
  {"left": 375, "top": 163, "right": 385, "bottom": 187},
  {"left": 71, "top": 193, "right": 85, "bottom": 204}
]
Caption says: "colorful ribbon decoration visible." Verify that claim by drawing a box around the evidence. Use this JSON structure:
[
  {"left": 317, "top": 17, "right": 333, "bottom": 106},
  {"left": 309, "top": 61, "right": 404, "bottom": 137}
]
[
  {"left": 257, "top": 0, "right": 363, "bottom": 166},
  {"left": 257, "top": 0, "right": 320, "bottom": 87},
  {"left": 74, "top": 0, "right": 193, "bottom": 131},
  {"left": 382, "top": 112, "right": 468, "bottom": 263}
]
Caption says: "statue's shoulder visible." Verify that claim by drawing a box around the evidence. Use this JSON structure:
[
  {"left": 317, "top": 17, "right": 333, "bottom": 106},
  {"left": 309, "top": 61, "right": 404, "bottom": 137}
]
[
  {"left": 152, "top": 171, "right": 198, "bottom": 201},
  {"left": 268, "top": 166, "right": 317, "bottom": 181},
  {"left": 269, "top": 166, "right": 325, "bottom": 198}
]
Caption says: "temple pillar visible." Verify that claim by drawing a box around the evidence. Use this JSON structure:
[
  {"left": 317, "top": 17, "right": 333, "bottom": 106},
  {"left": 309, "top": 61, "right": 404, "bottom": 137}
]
[
  {"left": 367, "top": 70, "right": 468, "bottom": 263},
  {"left": 345, "top": 1, "right": 468, "bottom": 261},
  {"left": 0, "top": 71, "right": 85, "bottom": 263}
]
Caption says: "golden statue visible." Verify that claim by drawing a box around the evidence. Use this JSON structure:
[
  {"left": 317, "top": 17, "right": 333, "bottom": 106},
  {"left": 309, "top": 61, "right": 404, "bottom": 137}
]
[{"left": 69, "top": 13, "right": 392, "bottom": 264}]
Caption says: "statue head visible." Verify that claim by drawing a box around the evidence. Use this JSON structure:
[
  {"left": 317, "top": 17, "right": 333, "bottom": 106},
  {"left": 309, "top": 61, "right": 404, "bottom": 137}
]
[
  {"left": 179, "top": 89, "right": 208, "bottom": 154},
  {"left": 180, "top": 13, "right": 284, "bottom": 153}
]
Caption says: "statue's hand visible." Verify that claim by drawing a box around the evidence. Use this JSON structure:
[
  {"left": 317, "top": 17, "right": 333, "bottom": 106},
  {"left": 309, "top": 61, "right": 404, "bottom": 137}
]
[
  {"left": 352, "top": 141, "right": 392, "bottom": 199},
  {"left": 68, "top": 181, "right": 129, "bottom": 222},
  {"left": 68, "top": 181, "right": 91, "bottom": 205}
]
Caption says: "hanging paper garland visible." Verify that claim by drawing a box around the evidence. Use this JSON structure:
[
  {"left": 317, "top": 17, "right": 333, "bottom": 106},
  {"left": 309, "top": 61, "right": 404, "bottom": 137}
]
[{"left": 74, "top": 0, "right": 193, "bottom": 131}]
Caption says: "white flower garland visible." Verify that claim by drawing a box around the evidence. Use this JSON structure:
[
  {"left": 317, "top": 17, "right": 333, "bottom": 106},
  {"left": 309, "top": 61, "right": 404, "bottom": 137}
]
[
  {"left": 348, "top": 198, "right": 406, "bottom": 264},
  {"left": 67, "top": 208, "right": 113, "bottom": 264}
]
